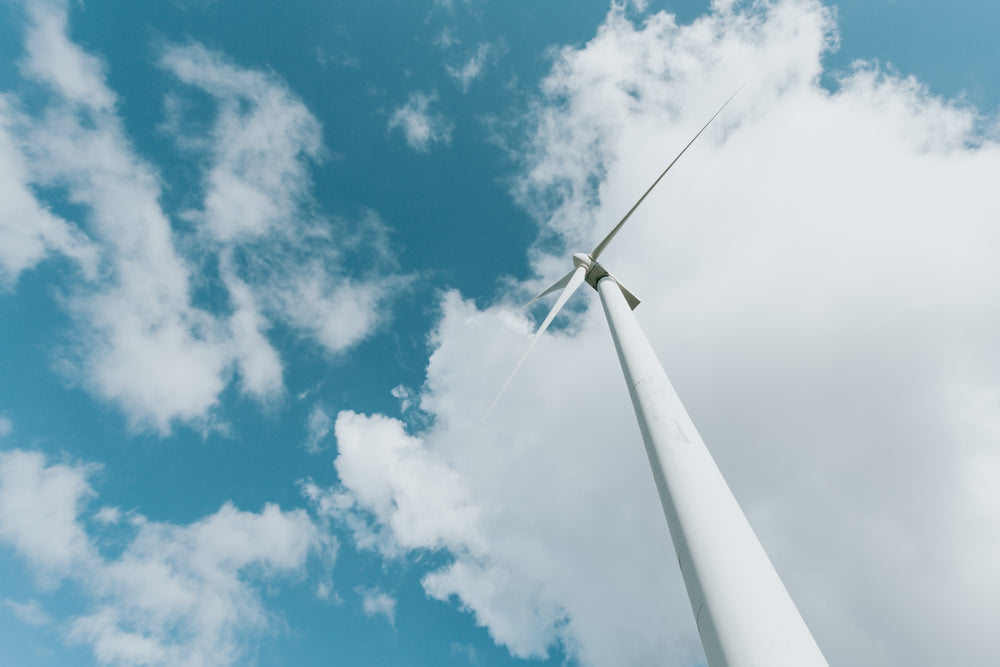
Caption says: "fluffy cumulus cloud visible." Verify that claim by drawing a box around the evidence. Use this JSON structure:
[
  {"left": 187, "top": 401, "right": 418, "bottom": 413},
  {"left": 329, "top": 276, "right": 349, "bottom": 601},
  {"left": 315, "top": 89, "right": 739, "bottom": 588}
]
[
  {"left": 388, "top": 91, "right": 454, "bottom": 152},
  {"left": 303, "top": 410, "right": 486, "bottom": 559},
  {"left": 0, "top": 449, "right": 99, "bottom": 579},
  {"left": 0, "top": 0, "right": 398, "bottom": 432},
  {"left": 315, "top": 1, "right": 1000, "bottom": 666},
  {"left": 0, "top": 449, "right": 334, "bottom": 666}
]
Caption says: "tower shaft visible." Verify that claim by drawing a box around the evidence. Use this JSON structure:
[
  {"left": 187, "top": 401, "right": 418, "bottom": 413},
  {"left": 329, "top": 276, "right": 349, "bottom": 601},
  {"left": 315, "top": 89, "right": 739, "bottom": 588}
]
[{"left": 596, "top": 276, "right": 828, "bottom": 667}]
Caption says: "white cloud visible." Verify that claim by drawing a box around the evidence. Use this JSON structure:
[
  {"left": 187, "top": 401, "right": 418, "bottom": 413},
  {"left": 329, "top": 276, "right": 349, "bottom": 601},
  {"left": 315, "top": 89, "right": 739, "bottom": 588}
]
[
  {"left": 322, "top": 2, "right": 1000, "bottom": 666},
  {"left": 324, "top": 303, "right": 690, "bottom": 664},
  {"left": 329, "top": 411, "right": 485, "bottom": 556},
  {"left": 304, "top": 403, "right": 332, "bottom": 454},
  {"left": 357, "top": 586, "right": 397, "bottom": 627},
  {"left": 3, "top": 598, "right": 52, "bottom": 627},
  {"left": 388, "top": 91, "right": 454, "bottom": 152},
  {"left": 0, "top": 96, "right": 98, "bottom": 287},
  {"left": 19, "top": 0, "right": 114, "bottom": 110},
  {"left": 76, "top": 292, "right": 231, "bottom": 434},
  {"left": 14, "top": 1, "right": 235, "bottom": 433},
  {"left": 161, "top": 42, "right": 399, "bottom": 360},
  {"left": 301, "top": 410, "right": 485, "bottom": 560},
  {"left": 0, "top": 415, "right": 12, "bottom": 439},
  {"left": 93, "top": 505, "right": 121, "bottom": 525},
  {"left": 276, "top": 271, "right": 388, "bottom": 355},
  {"left": 0, "top": 449, "right": 334, "bottom": 666},
  {"left": 223, "top": 270, "right": 284, "bottom": 401},
  {"left": 3, "top": 2, "right": 399, "bottom": 431},
  {"left": 390, "top": 384, "right": 415, "bottom": 412},
  {"left": 0, "top": 450, "right": 99, "bottom": 580},
  {"left": 160, "top": 43, "right": 323, "bottom": 244},
  {"left": 435, "top": 28, "right": 461, "bottom": 49},
  {"left": 422, "top": 556, "right": 569, "bottom": 659},
  {"left": 446, "top": 42, "right": 504, "bottom": 93}
]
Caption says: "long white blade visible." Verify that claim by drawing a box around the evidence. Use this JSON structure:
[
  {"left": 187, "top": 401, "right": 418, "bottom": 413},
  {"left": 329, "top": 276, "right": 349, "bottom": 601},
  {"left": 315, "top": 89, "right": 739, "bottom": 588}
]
[
  {"left": 590, "top": 85, "right": 743, "bottom": 260},
  {"left": 483, "top": 265, "right": 587, "bottom": 423},
  {"left": 527, "top": 267, "right": 577, "bottom": 306}
]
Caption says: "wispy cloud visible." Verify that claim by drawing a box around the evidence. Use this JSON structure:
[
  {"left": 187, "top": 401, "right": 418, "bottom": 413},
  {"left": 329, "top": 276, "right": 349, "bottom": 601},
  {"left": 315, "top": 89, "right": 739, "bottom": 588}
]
[
  {"left": 304, "top": 403, "right": 332, "bottom": 454},
  {"left": 435, "top": 27, "right": 461, "bottom": 49},
  {"left": 13, "top": 2, "right": 242, "bottom": 433},
  {"left": 3, "top": 598, "right": 52, "bottom": 627},
  {"left": 0, "top": 449, "right": 335, "bottom": 666},
  {"left": 0, "top": 97, "right": 98, "bottom": 287},
  {"left": 19, "top": 0, "right": 114, "bottom": 110},
  {"left": 315, "top": 45, "right": 361, "bottom": 70},
  {"left": 388, "top": 91, "right": 453, "bottom": 152},
  {"left": 92, "top": 505, "right": 121, "bottom": 525},
  {"left": 357, "top": 586, "right": 397, "bottom": 628},
  {"left": 446, "top": 42, "right": 505, "bottom": 93},
  {"left": 160, "top": 42, "right": 324, "bottom": 244},
  {"left": 2, "top": 2, "right": 401, "bottom": 433},
  {"left": 161, "top": 42, "right": 402, "bottom": 361},
  {"left": 450, "top": 642, "right": 479, "bottom": 664}
]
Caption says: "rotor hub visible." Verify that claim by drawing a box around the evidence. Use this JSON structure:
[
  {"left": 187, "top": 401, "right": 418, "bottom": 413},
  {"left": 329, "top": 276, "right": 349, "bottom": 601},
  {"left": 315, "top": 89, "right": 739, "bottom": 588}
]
[{"left": 572, "top": 252, "right": 595, "bottom": 271}]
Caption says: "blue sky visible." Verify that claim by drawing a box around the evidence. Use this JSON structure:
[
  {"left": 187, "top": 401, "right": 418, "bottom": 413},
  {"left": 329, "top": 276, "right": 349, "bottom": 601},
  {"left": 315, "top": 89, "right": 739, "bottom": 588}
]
[{"left": 1, "top": 1, "right": 999, "bottom": 665}]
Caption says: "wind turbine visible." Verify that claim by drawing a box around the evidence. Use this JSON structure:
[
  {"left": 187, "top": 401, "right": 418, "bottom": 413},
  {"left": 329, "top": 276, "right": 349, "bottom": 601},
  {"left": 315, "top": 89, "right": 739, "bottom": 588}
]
[{"left": 486, "top": 91, "right": 830, "bottom": 667}]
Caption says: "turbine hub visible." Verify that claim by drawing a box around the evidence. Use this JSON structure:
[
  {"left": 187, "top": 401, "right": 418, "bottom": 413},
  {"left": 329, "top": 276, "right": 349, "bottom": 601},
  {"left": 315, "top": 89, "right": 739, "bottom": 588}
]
[{"left": 572, "top": 253, "right": 595, "bottom": 271}]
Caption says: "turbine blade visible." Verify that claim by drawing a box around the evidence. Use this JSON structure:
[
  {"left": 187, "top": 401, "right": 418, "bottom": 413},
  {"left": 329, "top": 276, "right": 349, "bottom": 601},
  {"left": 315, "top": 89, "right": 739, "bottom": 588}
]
[
  {"left": 527, "top": 267, "right": 577, "bottom": 306},
  {"left": 483, "top": 266, "right": 587, "bottom": 423},
  {"left": 590, "top": 84, "right": 744, "bottom": 260}
]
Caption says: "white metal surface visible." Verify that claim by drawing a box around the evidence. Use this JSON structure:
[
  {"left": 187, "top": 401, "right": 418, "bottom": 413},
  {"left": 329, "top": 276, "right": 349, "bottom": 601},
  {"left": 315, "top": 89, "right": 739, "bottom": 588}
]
[{"left": 597, "top": 276, "right": 829, "bottom": 667}]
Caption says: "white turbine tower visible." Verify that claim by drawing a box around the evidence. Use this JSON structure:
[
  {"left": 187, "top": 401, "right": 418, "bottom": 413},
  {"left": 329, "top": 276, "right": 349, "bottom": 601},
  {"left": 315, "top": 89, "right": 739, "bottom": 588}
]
[{"left": 487, "top": 91, "right": 830, "bottom": 667}]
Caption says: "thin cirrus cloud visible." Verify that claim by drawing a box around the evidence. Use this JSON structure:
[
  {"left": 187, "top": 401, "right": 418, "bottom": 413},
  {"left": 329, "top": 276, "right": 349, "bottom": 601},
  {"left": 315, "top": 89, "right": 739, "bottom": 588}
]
[
  {"left": 315, "top": 1, "right": 1000, "bottom": 666},
  {"left": 1, "top": 0, "right": 401, "bottom": 434},
  {"left": 0, "top": 448, "right": 335, "bottom": 666}
]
